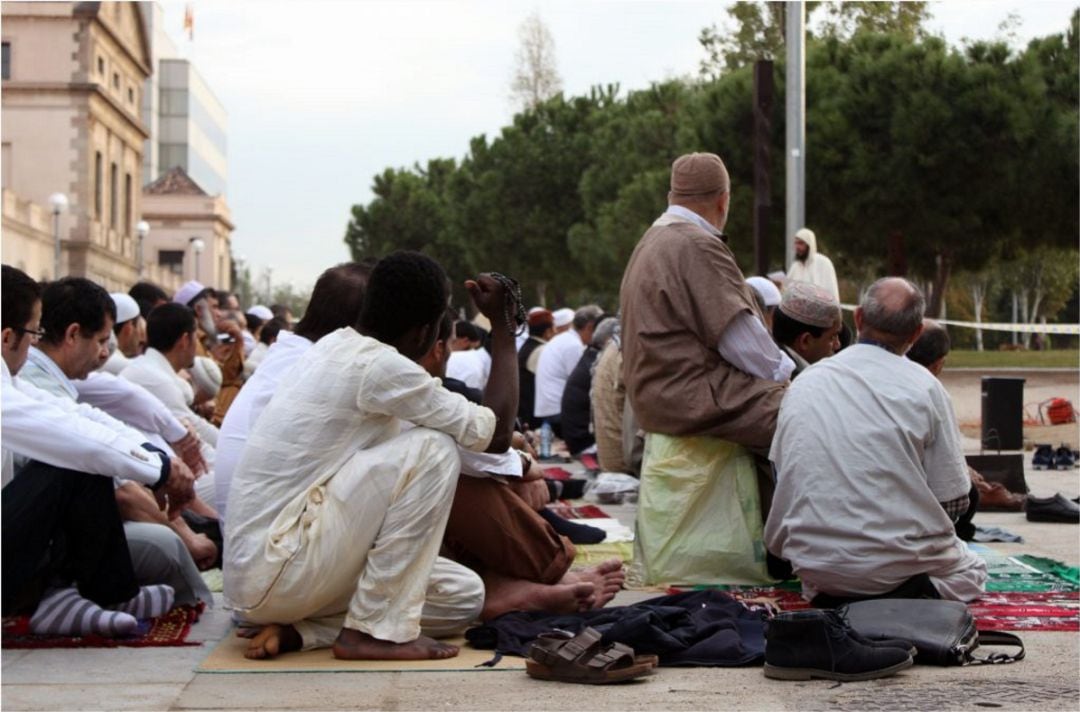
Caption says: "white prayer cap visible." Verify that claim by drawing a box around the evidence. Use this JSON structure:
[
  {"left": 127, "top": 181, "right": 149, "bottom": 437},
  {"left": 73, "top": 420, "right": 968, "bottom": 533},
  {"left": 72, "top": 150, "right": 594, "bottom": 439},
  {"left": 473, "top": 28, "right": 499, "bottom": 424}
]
[
  {"left": 780, "top": 281, "right": 841, "bottom": 328},
  {"left": 746, "top": 277, "right": 781, "bottom": 308},
  {"left": 553, "top": 308, "right": 574, "bottom": 329},
  {"left": 528, "top": 306, "right": 547, "bottom": 315},
  {"left": 246, "top": 304, "right": 273, "bottom": 321},
  {"left": 173, "top": 280, "right": 207, "bottom": 306},
  {"left": 110, "top": 293, "right": 140, "bottom": 324},
  {"left": 189, "top": 356, "right": 222, "bottom": 398}
]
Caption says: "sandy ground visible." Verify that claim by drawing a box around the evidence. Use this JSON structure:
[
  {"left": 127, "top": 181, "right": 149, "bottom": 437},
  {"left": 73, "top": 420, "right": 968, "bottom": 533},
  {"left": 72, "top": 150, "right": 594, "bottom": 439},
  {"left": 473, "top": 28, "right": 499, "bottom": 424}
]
[{"left": 3, "top": 368, "right": 1078, "bottom": 711}]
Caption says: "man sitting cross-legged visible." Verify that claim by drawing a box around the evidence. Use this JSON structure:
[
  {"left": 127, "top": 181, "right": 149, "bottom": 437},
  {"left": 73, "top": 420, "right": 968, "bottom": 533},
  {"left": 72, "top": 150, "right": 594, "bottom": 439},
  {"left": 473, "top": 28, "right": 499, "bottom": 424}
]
[
  {"left": 417, "top": 309, "right": 623, "bottom": 618},
  {"left": 225, "top": 252, "right": 545, "bottom": 661}
]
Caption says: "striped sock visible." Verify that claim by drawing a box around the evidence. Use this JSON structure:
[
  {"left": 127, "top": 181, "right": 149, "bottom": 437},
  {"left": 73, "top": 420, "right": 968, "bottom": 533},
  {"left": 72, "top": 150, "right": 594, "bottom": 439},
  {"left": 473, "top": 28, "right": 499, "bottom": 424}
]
[
  {"left": 29, "top": 587, "right": 138, "bottom": 637},
  {"left": 109, "top": 584, "right": 175, "bottom": 619}
]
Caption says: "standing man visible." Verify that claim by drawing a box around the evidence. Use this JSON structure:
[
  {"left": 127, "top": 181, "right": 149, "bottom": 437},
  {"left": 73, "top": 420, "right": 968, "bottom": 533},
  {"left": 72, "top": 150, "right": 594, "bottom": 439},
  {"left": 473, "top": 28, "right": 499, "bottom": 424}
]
[
  {"left": 765, "top": 278, "right": 986, "bottom": 604},
  {"left": 786, "top": 228, "right": 839, "bottom": 301},
  {"left": 517, "top": 309, "right": 554, "bottom": 430},
  {"left": 620, "top": 152, "right": 792, "bottom": 585}
]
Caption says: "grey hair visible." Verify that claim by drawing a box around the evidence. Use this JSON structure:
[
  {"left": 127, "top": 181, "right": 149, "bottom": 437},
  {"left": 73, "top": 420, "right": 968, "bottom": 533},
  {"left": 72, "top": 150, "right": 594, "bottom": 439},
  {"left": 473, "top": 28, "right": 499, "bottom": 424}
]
[
  {"left": 860, "top": 278, "right": 925, "bottom": 342},
  {"left": 591, "top": 316, "right": 618, "bottom": 350},
  {"left": 573, "top": 304, "right": 604, "bottom": 331}
]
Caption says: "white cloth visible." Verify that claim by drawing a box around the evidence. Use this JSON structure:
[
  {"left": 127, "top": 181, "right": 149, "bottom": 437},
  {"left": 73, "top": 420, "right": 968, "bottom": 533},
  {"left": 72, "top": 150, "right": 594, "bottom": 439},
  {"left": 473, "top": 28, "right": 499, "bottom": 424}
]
[
  {"left": 225, "top": 328, "right": 495, "bottom": 646},
  {"left": 75, "top": 371, "right": 188, "bottom": 444},
  {"left": 716, "top": 312, "right": 795, "bottom": 383},
  {"left": 765, "top": 344, "right": 986, "bottom": 602},
  {"left": 121, "top": 349, "right": 219, "bottom": 449},
  {"left": 1, "top": 359, "right": 165, "bottom": 488},
  {"left": 19, "top": 347, "right": 79, "bottom": 399},
  {"left": 215, "top": 332, "right": 313, "bottom": 519},
  {"left": 446, "top": 348, "right": 491, "bottom": 392},
  {"left": 101, "top": 350, "right": 131, "bottom": 376},
  {"left": 787, "top": 229, "right": 840, "bottom": 301},
  {"left": 533, "top": 329, "right": 586, "bottom": 418},
  {"left": 244, "top": 342, "right": 269, "bottom": 374}
]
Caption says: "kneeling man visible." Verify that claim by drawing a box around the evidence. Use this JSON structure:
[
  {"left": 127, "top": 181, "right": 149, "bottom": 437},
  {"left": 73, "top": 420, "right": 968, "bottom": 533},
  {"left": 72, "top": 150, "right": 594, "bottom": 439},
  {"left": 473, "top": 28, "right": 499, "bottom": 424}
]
[
  {"left": 225, "top": 252, "right": 519, "bottom": 661},
  {"left": 765, "top": 277, "right": 986, "bottom": 604}
]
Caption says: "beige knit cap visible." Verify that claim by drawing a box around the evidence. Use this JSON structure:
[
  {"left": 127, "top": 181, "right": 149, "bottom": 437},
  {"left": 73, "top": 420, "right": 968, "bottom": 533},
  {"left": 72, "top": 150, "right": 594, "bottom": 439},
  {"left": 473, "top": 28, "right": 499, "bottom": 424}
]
[
  {"left": 670, "top": 153, "right": 730, "bottom": 196},
  {"left": 779, "top": 281, "right": 841, "bottom": 328}
]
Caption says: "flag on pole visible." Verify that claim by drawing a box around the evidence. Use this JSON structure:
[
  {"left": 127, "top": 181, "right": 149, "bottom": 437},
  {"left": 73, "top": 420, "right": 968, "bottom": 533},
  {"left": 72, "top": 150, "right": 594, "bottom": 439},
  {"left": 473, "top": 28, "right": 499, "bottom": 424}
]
[{"left": 183, "top": 4, "right": 194, "bottom": 41}]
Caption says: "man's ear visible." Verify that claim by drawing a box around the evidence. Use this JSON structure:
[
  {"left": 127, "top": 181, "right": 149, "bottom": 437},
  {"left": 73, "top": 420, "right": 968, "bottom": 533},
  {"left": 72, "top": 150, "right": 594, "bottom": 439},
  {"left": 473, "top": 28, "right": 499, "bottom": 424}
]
[
  {"left": 794, "top": 332, "right": 813, "bottom": 355},
  {"left": 1, "top": 327, "right": 18, "bottom": 351},
  {"left": 64, "top": 322, "right": 81, "bottom": 344}
]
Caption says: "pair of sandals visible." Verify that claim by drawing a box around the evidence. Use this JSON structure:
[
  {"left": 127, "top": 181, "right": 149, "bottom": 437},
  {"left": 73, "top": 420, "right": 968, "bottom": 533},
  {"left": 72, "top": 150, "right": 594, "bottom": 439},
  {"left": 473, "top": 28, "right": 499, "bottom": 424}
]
[{"left": 525, "top": 627, "right": 657, "bottom": 684}]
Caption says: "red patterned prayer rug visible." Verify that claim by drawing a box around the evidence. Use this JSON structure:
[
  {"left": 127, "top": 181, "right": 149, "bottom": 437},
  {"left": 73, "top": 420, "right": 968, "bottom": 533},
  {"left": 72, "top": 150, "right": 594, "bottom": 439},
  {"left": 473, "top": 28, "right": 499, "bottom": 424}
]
[
  {"left": 547, "top": 501, "right": 611, "bottom": 520},
  {"left": 2, "top": 603, "right": 204, "bottom": 649}
]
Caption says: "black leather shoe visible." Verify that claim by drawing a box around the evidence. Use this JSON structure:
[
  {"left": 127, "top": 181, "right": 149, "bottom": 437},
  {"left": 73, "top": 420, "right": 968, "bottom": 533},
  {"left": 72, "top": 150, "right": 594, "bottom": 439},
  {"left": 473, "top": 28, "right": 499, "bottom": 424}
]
[
  {"left": 824, "top": 610, "right": 916, "bottom": 657},
  {"left": 1026, "top": 493, "right": 1080, "bottom": 523},
  {"left": 764, "top": 609, "right": 913, "bottom": 681}
]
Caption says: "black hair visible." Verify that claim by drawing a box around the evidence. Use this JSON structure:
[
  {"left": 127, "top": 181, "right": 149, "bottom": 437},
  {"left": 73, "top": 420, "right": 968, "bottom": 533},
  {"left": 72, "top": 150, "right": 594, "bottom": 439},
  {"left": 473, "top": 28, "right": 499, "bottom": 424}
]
[
  {"left": 454, "top": 320, "right": 480, "bottom": 343},
  {"left": 40, "top": 277, "right": 116, "bottom": 345},
  {"left": 358, "top": 251, "right": 448, "bottom": 344},
  {"left": 245, "top": 313, "right": 265, "bottom": 333},
  {"left": 906, "top": 322, "right": 951, "bottom": 367},
  {"left": 260, "top": 317, "right": 287, "bottom": 345},
  {"left": 529, "top": 320, "right": 552, "bottom": 337},
  {"left": 146, "top": 303, "right": 196, "bottom": 352},
  {"left": 772, "top": 307, "right": 826, "bottom": 347},
  {"left": 295, "top": 262, "right": 373, "bottom": 342},
  {"left": 129, "top": 281, "right": 169, "bottom": 317},
  {"left": 2, "top": 264, "right": 42, "bottom": 332}
]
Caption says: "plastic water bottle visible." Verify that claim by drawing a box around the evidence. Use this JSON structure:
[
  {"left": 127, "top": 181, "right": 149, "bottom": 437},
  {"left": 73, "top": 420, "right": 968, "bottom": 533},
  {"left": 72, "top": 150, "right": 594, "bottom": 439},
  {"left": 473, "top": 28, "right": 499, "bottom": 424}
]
[{"left": 540, "top": 421, "right": 553, "bottom": 460}]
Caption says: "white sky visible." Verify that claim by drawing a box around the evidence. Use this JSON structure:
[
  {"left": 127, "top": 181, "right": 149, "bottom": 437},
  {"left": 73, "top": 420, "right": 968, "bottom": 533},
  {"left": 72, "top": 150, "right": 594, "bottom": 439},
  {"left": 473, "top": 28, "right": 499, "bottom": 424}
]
[{"left": 159, "top": 0, "right": 1077, "bottom": 288}]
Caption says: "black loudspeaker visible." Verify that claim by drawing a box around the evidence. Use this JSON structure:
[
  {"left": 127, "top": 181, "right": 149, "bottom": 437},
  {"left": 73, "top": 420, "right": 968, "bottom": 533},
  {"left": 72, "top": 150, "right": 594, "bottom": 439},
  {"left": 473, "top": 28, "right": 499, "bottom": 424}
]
[{"left": 981, "top": 377, "right": 1025, "bottom": 451}]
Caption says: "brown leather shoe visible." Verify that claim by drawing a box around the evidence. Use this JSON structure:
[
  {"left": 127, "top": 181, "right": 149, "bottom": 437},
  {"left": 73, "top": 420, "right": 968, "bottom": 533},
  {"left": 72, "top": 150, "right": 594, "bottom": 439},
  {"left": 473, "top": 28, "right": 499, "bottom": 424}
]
[{"left": 976, "top": 479, "right": 1026, "bottom": 511}]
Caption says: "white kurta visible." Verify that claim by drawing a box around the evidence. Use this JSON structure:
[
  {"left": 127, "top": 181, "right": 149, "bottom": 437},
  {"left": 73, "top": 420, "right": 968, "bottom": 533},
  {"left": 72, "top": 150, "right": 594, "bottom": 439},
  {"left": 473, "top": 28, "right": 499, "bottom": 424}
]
[
  {"left": 446, "top": 348, "right": 491, "bottom": 392},
  {"left": 224, "top": 327, "right": 495, "bottom": 647},
  {"left": 765, "top": 344, "right": 986, "bottom": 601},
  {"left": 121, "top": 348, "right": 219, "bottom": 449},
  {"left": 786, "top": 228, "right": 840, "bottom": 301},
  {"left": 1, "top": 359, "right": 165, "bottom": 488},
  {"left": 533, "top": 329, "right": 586, "bottom": 419},
  {"left": 215, "top": 331, "right": 313, "bottom": 519}
]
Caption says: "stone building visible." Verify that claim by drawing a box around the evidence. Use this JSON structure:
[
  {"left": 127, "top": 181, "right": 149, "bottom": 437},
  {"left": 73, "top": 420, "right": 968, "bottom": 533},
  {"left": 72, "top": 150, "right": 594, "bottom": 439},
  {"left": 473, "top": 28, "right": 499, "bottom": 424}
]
[
  {"left": 142, "top": 166, "right": 233, "bottom": 290},
  {"left": 1, "top": 1, "right": 151, "bottom": 290}
]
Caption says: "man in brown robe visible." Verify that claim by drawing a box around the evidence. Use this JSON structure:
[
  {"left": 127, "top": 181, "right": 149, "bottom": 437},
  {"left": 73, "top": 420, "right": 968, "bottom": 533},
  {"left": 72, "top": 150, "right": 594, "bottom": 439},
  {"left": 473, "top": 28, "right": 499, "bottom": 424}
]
[{"left": 619, "top": 152, "right": 792, "bottom": 585}]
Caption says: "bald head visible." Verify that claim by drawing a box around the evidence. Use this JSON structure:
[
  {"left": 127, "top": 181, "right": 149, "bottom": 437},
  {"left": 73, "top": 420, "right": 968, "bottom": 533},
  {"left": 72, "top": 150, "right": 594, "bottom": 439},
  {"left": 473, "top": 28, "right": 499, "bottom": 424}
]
[{"left": 855, "top": 277, "right": 926, "bottom": 354}]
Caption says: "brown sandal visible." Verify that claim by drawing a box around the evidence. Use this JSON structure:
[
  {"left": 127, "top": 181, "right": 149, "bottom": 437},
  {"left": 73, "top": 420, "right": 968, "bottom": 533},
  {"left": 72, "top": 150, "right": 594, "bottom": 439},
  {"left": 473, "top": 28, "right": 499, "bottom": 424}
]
[{"left": 525, "top": 627, "right": 657, "bottom": 684}]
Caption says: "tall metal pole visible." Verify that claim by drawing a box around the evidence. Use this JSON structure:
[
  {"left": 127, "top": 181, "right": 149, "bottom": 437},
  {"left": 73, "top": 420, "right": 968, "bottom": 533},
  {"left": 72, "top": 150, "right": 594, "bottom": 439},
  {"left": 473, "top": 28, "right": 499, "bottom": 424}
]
[
  {"left": 784, "top": 1, "right": 806, "bottom": 272},
  {"left": 752, "top": 60, "right": 774, "bottom": 277}
]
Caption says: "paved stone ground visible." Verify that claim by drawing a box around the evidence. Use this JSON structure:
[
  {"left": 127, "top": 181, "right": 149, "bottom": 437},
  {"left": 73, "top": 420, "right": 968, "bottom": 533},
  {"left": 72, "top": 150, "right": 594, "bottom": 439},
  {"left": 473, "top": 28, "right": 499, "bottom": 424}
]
[{"left": 4, "top": 368, "right": 1078, "bottom": 711}]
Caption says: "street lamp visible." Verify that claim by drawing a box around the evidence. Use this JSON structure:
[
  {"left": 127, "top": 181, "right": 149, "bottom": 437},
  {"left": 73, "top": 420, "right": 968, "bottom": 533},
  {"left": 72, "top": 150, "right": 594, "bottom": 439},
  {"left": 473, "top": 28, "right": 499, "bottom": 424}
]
[
  {"left": 136, "top": 220, "right": 150, "bottom": 277},
  {"left": 49, "top": 192, "right": 68, "bottom": 279},
  {"left": 189, "top": 237, "right": 206, "bottom": 282}
]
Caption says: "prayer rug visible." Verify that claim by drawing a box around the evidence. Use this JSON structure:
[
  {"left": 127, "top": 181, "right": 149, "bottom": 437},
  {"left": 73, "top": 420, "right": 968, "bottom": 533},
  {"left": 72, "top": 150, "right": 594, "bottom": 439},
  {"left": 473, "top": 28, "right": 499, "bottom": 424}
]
[
  {"left": 196, "top": 634, "right": 525, "bottom": 673},
  {"left": 1, "top": 603, "right": 204, "bottom": 649},
  {"left": 573, "top": 541, "right": 635, "bottom": 566},
  {"left": 547, "top": 502, "right": 611, "bottom": 520}
]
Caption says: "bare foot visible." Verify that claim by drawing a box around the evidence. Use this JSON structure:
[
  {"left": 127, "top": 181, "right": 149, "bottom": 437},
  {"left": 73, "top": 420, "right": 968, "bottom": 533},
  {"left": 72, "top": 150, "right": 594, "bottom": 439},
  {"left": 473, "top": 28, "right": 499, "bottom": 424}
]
[
  {"left": 562, "top": 558, "right": 625, "bottom": 608},
  {"left": 332, "top": 627, "right": 459, "bottom": 660},
  {"left": 481, "top": 574, "right": 596, "bottom": 620},
  {"left": 244, "top": 623, "right": 302, "bottom": 659}
]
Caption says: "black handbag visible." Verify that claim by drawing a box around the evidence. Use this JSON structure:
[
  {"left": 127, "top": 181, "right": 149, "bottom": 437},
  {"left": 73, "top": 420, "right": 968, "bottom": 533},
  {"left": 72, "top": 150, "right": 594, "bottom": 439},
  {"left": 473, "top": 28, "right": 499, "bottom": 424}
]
[{"left": 841, "top": 598, "right": 1025, "bottom": 666}]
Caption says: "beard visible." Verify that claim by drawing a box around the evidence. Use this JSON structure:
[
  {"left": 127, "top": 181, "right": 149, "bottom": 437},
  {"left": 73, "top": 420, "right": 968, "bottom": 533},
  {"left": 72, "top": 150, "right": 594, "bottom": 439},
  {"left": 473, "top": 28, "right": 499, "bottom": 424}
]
[{"left": 796, "top": 252, "right": 808, "bottom": 263}]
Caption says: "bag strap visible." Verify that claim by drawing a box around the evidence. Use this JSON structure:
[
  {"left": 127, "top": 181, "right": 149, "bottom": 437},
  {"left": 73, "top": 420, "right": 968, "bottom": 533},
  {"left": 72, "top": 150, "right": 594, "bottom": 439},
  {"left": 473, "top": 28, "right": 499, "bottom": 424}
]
[{"left": 966, "top": 631, "right": 1025, "bottom": 665}]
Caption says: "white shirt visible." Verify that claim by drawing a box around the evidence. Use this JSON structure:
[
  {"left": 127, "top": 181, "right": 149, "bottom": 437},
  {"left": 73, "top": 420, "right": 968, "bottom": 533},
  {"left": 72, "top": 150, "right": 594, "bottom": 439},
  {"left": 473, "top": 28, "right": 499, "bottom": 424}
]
[
  {"left": 121, "top": 348, "right": 219, "bottom": 448},
  {"left": 101, "top": 350, "right": 130, "bottom": 376},
  {"left": 446, "top": 348, "right": 491, "bottom": 392},
  {"left": 765, "top": 344, "right": 975, "bottom": 598},
  {"left": 215, "top": 331, "right": 313, "bottom": 518},
  {"left": 1, "top": 359, "right": 165, "bottom": 488},
  {"left": 533, "top": 329, "right": 586, "bottom": 418},
  {"left": 74, "top": 371, "right": 188, "bottom": 444},
  {"left": 224, "top": 328, "right": 496, "bottom": 592}
]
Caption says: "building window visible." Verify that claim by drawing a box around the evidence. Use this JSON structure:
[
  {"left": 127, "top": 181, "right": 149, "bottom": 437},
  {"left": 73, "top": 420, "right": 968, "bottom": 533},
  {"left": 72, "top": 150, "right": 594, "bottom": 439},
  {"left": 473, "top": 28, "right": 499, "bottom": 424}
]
[
  {"left": 127, "top": 87, "right": 134, "bottom": 103},
  {"left": 159, "top": 250, "right": 184, "bottom": 275},
  {"left": 112, "top": 72, "right": 120, "bottom": 89},
  {"left": 94, "top": 152, "right": 103, "bottom": 218},
  {"left": 124, "top": 173, "right": 132, "bottom": 235},
  {"left": 97, "top": 56, "right": 104, "bottom": 75},
  {"left": 2, "top": 43, "right": 10, "bottom": 80},
  {"left": 109, "top": 162, "right": 118, "bottom": 228}
]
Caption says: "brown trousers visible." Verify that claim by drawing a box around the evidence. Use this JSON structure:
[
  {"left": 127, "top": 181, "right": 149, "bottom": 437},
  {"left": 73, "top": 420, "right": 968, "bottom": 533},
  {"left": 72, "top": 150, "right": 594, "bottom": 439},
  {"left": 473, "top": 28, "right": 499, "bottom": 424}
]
[{"left": 442, "top": 476, "right": 575, "bottom": 585}]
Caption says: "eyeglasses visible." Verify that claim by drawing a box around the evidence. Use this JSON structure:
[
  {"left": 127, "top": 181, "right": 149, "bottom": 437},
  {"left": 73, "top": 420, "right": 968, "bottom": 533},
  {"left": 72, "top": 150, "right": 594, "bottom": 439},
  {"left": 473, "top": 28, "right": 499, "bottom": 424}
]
[{"left": 14, "top": 326, "right": 45, "bottom": 343}]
